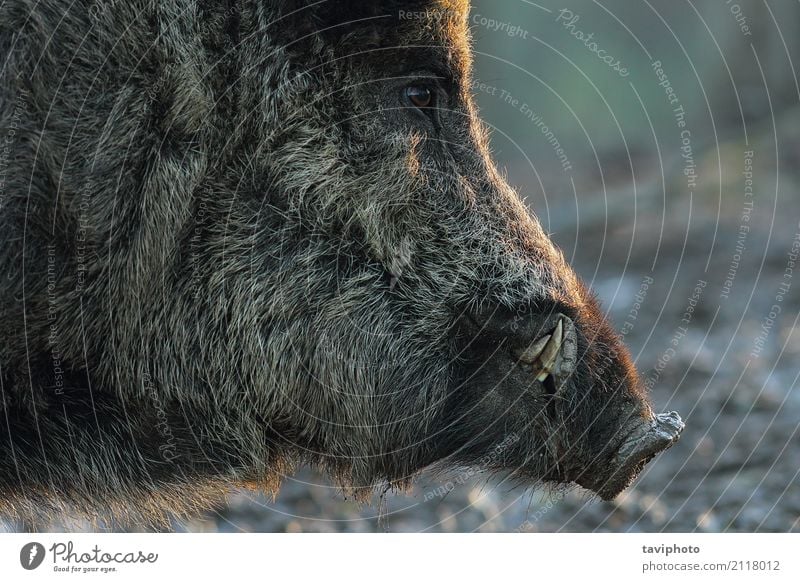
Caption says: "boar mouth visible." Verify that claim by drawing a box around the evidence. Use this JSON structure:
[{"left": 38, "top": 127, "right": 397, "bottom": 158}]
[
  {"left": 580, "top": 411, "right": 685, "bottom": 500},
  {"left": 512, "top": 314, "right": 578, "bottom": 391}
]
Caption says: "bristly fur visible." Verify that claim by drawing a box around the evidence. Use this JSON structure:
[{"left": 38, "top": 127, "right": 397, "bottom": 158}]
[{"left": 0, "top": 0, "right": 653, "bottom": 527}]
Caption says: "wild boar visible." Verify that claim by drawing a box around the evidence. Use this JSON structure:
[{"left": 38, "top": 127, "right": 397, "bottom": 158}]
[{"left": 0, "top": 0, "right": 683, "bottom": 523}]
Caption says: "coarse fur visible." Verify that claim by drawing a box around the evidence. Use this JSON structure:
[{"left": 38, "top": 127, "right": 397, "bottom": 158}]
[{"left": 0, "top": 0, "right": 657, "bottom": 526}]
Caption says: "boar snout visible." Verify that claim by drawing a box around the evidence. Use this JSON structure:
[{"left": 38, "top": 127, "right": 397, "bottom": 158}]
[
  {"left": 457, "top": 298, "right": 684, "bottom": 501},
  {"left": 589, "top": 411, "right": 685, "bottom": 500}
]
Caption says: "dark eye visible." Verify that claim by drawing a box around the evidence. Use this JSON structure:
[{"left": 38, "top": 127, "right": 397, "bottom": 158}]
[{"left": 405, "top": 85, "right": 434, "bottom": 109}]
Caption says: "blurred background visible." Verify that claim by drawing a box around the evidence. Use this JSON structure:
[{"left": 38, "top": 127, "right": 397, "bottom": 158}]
[{"left": 6, "top": 0, "right": 799, "bottom": 532}]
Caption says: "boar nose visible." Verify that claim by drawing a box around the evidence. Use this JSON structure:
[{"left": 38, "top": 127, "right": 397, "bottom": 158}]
[
  {"left": 591, "top": 410, "right": 685, "bottom": 500},
  {"left": 465, "top": 306, "right": 579, "bottom": 389}
]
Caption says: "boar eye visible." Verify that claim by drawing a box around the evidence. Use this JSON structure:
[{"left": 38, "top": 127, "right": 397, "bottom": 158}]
[{"left": 404, "top": 85, "right": 434, "bottom": 109}]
